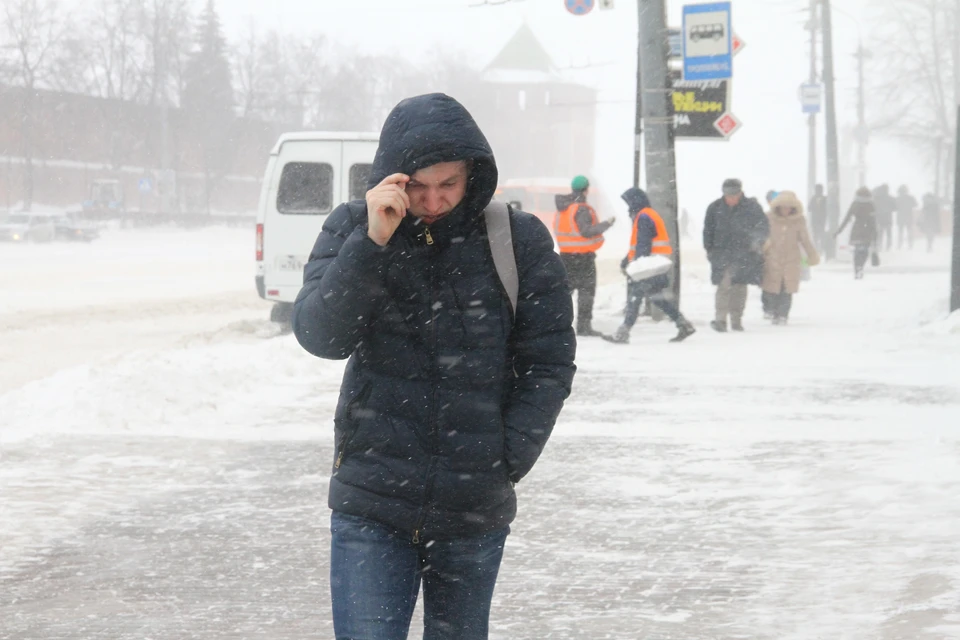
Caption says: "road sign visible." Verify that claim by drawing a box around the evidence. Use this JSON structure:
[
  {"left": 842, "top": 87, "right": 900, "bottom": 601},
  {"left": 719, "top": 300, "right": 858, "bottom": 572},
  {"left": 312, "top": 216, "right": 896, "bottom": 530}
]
[
  {"left": 800, "top": 83, "right": 822, "bottom": 114},
  {"left": 682, "top": 2, "right": 733, "bottom": 80},
  {"left": 564, "top": 0, "right": 594, "bottom": 15},
  {"left": 713, "top": 112, "right": 741, "bottom": 137},
  {"left": 732, "top": 33, "right": 745, "bottom": 56},
  {"left": 668, "top": 27, "right": 683, "bottom": 58},
  {"left": 670, "top": 71, "right": 736, "bottom": 140},
  {"left": 138, "top": 177, "right": 152, "bottom": 194}
]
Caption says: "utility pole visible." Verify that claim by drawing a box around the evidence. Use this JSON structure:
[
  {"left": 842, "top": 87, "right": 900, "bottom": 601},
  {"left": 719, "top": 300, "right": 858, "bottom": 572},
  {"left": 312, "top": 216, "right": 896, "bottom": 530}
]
[
  {"left": 637, "top": 0, "right": 681, "bottom": 303},
  {"left": 807, "top": 0, "right": 819, "bottom": 206},
  {"left": 952, "top": 105, "right": 959, "bottom": 312},
  {"left": 821, "top": 0, "right": 842, "bottom": 260},
  {"left": 854, "top": 41, "right": 870, "bottom": 187},
  {"left": 634, "top": 23, "right": 643, "bottom": 189}
]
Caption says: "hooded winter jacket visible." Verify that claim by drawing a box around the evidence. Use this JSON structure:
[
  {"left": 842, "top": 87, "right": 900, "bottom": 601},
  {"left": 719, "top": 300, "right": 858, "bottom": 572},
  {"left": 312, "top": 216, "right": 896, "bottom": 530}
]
[
  {"left": 762, "top": 191, "right": 820, "bottom": 295},
  {"left": 292, "top": 93, "right": 576, "bottom": 540}
]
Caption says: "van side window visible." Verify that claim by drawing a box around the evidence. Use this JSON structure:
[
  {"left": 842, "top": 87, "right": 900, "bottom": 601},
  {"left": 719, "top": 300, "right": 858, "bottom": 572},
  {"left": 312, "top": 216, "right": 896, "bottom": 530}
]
[
  {"left": 349, "top": 164, "right": 372, "bottom": 201},
  {"left": 277, "top": 162, "right": 333, "bottom": 215}
]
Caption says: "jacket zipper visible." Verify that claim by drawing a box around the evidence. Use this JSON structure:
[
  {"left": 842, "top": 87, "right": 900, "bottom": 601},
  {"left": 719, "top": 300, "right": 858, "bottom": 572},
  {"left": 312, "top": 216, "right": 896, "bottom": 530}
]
[
  {"left": 333, "top": 383, "right": 371, "bottom": 470},
  {"left": 413, "top": 243, "right": 439, "bottom": 542},
  {"left": 334, "top": 436, "right": 349, "bottom": 469}
]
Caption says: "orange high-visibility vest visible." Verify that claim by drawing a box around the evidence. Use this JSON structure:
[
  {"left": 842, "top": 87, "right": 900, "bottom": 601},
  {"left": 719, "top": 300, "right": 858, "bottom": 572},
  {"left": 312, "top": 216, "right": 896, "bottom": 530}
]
[
  {"left": 628, "top": 207, "right": 673, "bottom": 260},
  {"left": 554, "top": 203, "right": 604, "bottom": 254}
]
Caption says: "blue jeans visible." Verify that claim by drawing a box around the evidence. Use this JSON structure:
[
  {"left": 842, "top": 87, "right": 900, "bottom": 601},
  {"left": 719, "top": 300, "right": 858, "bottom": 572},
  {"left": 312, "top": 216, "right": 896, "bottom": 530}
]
[{"left": 330, "top": 512, "right": 509, "bottom": 640}]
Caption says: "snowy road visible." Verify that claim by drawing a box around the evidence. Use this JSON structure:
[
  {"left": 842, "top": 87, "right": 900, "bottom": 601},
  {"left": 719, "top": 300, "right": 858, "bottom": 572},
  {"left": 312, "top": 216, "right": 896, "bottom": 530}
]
[{"left": 1, "top": 229, "right": 959, "bottom": 639}]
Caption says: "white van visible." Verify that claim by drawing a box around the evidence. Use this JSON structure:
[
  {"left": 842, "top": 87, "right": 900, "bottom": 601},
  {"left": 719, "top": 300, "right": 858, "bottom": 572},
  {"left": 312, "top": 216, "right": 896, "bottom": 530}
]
[{"left": 255, "top": 132, "right": 378, "bottom": 322}]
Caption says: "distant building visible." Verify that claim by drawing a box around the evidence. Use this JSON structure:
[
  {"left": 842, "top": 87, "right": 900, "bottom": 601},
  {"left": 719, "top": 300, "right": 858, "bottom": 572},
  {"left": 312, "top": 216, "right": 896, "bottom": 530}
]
[
  {"left": 467, "top": 24, "right": 597, "bottom": 185},
  {"left": 0, "top": 84, "right": 282, "bottom": 213}
]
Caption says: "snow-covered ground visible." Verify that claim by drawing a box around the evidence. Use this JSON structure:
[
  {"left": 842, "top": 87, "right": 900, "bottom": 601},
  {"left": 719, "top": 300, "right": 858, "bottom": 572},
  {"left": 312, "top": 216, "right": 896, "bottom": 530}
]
[{"left": 1, "top": 228, "right": 958, "bottom": 639}]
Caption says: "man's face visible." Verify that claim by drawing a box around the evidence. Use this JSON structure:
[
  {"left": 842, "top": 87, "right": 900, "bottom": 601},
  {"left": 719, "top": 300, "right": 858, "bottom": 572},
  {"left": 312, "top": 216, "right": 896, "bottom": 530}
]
[
  {"left": 405, "top": 161, "right": 469, "bottom": 225},
  {"left": 723, "top": 193, "right": 742, "bottom": 207}
]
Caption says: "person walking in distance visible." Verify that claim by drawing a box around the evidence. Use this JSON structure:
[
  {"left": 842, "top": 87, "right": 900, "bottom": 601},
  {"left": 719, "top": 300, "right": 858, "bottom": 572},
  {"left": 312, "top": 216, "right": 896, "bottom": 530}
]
[
  {"left": 895, "top": 185, "right": 917, "bottom": 250},
  {"left": 703, "top": 178, "right": 770, "bottom": 332},
  {"left": 808, "top": 183, "right": 828, "bottom": 252},
  {"left": 872, "top": 184, "right": 895, "bottom": 251},
  {"left": 292, "top": 93, "right": 576, "bottom": 640},
  {"left": 920, "top": 192, "right": 941, "bottom": 253},
  {"left": 762, "top": 191, "right": 820, "bottom": 324},
  {"left": 553, "top": 175, "right": 616, "bottom": 336},
  {"left": 835, "top": 186, "right": 878, "bottom": 279},
  {"left": 605, "top": 187, "right": 696, "bottom": 344}
]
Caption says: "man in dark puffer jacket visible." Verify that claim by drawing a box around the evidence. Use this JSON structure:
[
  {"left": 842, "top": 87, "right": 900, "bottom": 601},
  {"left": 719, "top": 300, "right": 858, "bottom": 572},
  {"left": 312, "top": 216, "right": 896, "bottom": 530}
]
[{"left": 293, "top": 93, "right": 576, "bottom": 639}]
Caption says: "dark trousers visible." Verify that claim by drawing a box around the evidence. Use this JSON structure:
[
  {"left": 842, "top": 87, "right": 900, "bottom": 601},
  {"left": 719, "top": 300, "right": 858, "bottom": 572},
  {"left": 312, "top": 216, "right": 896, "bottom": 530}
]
[
  {"left": 762, "top": 287, "right": 793, "bottom": 319},
  {"left": 853, "top": 243, "right": 870, "bottom": 275},
  {"left": 330, "top": 512, "right": 508, "bottom": 640},
  {"left": 560, "top": 253, "right": 597, "bottom": 331},
  {"left": 624, "top": 282, "right": 680, "bottom": 328}
]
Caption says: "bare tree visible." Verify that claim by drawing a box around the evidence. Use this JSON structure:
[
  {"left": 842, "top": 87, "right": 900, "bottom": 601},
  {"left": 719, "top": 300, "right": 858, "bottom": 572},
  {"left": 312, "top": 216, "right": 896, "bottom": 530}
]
[
  {"left": 868, "top": 0, "right": 958, "bottom": 195},
  {"left": 0, "top": 0, "right": 70, "bottom": 210},
  {"left": 140, "top": 0, "right": 192, "bottom": 108},
  {"left": 82, "top": 0, "right": 149, "bottom": 102},
  {"left": 231, "top": 18, "right": 262, "bottom": 118}
]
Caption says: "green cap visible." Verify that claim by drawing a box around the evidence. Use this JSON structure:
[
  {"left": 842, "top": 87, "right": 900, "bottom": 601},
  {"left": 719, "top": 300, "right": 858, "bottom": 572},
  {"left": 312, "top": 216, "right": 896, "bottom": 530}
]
[{"left": 571, "top": 175, "right": 590, "bottom": 191}]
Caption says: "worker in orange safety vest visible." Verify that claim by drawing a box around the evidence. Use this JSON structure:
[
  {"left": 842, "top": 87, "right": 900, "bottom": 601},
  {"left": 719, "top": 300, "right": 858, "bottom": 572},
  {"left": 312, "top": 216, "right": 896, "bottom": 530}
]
[
  {"left": 605, "top": 187, "right": 696, "bottom": 344},
  {"left": 552, "top": 175, "right": 615, "bottom": 337}
]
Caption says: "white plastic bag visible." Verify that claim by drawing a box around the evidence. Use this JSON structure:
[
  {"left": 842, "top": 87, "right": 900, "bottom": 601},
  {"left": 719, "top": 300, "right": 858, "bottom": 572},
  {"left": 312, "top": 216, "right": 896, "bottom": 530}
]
[{"left": 625, "top": 255, "right": 673, "bottom": 281}]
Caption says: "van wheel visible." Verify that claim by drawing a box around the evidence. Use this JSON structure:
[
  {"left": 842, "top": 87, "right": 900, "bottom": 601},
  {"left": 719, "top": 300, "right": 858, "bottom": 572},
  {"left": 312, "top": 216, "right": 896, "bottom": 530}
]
[{"left": 270, "top": 302, "right": 294, "bottom": 329}]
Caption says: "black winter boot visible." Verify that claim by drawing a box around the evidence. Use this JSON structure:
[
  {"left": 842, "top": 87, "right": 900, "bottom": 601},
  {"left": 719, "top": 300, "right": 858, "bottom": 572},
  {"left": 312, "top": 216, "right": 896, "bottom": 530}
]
[
  {"left": 710, "top": 320, "right": 727, "bottom": 333},
  {"left": 602, "top": 325, "right": 631, "bottom": 344},
  {"left": 670, "top": 319, "right": 696, "bottom": 343}
]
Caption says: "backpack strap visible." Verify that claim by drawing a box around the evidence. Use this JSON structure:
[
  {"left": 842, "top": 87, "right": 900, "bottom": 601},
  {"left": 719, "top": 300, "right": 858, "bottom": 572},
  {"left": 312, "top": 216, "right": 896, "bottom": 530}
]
[{"left": 483, "top": 200, "right": 518, "bottom": 316}]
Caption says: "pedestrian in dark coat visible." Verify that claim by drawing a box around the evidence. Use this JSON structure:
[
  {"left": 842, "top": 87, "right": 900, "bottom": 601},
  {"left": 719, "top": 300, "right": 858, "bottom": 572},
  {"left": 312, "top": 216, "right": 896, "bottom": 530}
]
[
  {"left": 703, "top": 178, "right": 770, "bottom": 332},
  {"left": 293, "top": 93, "right": 576, "bottom": 639},
  {"left": 835, "top": 186, "right": 878, "bottom": 279},
  {"left": 920, "top": 192, "right": 941, "bottom": 252}
]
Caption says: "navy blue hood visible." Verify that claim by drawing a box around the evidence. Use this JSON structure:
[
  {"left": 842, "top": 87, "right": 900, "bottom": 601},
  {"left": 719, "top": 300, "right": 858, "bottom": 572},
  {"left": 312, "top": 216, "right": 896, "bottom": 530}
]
[
  {"left": 369, "top": 93, "right": 498, "bottom": 220},
  {"left": 621, "top": 187, "right": 651, "bottom": 216}
]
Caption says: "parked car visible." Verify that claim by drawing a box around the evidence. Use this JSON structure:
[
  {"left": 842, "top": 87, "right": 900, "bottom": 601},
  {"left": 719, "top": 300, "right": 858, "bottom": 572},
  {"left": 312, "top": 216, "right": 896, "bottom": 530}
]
[
  {"left": 0, "top": 213, "right": 56, "bottom": 243},
  {"left": 54, "top": 215, "right": 100, "bottom": 242},
  {"left": 255, "top": 131, "right": 378, "bottom": 323}
]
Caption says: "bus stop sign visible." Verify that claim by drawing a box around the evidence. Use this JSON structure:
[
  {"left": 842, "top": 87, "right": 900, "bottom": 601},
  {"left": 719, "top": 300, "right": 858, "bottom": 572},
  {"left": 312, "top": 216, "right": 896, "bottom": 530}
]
[{"left": 682, "top": 2, "right": 733, "bottom": 80}]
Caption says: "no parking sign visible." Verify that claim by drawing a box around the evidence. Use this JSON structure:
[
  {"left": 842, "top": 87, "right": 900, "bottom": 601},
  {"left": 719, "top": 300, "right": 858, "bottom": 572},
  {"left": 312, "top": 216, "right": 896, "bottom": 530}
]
[{"left": 564, "top": 0, "right": 594, "bottom": 15}]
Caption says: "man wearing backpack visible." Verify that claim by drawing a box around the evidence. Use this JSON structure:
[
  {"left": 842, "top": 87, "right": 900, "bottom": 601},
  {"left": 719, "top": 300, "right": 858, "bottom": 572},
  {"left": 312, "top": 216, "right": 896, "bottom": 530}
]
[{"left": 293, "top": 93, "right": 576, "bottom": 640}]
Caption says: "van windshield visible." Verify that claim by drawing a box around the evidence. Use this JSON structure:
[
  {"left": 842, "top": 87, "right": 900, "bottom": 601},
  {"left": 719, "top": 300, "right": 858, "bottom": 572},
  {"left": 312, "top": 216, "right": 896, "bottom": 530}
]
[{"left": 277, "top": 162, "right": 334, "bottom": 215}]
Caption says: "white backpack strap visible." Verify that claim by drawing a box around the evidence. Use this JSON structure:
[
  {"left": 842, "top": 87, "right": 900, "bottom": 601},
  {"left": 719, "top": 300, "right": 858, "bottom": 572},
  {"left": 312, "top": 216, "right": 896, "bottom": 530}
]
[{"left": 483, "top": 200, "right": 519, "bottom": 316}]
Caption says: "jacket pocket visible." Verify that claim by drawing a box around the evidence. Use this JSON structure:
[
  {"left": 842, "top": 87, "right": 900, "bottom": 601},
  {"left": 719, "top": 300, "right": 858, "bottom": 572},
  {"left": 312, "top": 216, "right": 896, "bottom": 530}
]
[{"left": 333, "top": 381, "right": 372, "bottom": 469}]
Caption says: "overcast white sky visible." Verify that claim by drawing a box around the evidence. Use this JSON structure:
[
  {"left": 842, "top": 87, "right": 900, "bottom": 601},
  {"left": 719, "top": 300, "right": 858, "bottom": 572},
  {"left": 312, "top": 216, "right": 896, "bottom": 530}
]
[{"left": 210, "top": 0, "right": 924, "bottom": 220}]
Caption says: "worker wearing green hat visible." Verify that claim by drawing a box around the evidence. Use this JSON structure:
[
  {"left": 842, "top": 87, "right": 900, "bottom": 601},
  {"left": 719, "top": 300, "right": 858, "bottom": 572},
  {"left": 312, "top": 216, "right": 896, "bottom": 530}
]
[{"left": 553, "top": 174, "right": 616, "bottom": 336}]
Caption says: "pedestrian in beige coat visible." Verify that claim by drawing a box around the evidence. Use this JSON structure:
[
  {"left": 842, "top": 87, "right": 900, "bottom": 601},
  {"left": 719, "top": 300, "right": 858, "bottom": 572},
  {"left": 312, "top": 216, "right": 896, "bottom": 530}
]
[{"left": 762, "top": 191, "right": 820, "bottom": 325}]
